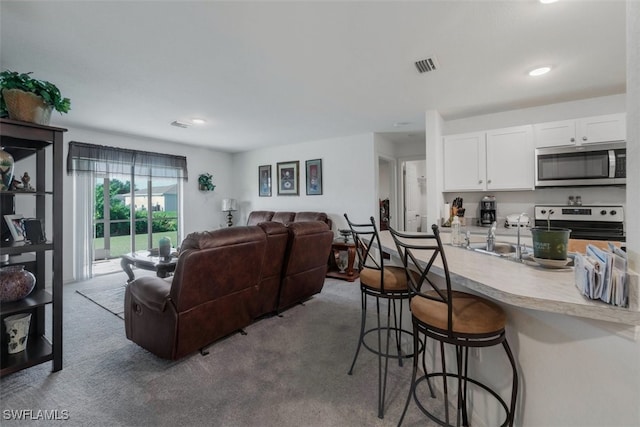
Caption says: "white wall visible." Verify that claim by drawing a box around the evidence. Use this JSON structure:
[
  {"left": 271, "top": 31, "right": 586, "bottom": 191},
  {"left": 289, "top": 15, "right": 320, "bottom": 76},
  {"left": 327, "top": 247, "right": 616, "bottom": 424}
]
[
  {"left": 231, "top": 133, "right": 376, "bottom": 233},
  {"left": 61, "top": 126, "right": 233, "bottom": 283},
  {"left": 628, "top": 0, "right": 640, "bottom": 273}
]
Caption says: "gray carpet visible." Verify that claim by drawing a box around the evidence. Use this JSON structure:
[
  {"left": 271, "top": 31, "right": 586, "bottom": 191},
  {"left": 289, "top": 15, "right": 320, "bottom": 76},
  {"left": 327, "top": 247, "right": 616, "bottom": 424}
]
[
  {"left": 0, "top": 272, "right": 442, "bottom": 426},
  {"left": 76, "top": 286, "right": 126, "bottom": 319}
]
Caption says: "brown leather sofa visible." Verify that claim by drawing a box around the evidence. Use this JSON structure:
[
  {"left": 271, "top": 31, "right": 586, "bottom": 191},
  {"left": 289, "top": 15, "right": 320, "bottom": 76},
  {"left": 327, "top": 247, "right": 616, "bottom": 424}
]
[
  {"left": 247, "top": 210, "right": 332, "bottom": 230},
  {"left": 124, "top": 221, "right": 333, "bottom": 360}
]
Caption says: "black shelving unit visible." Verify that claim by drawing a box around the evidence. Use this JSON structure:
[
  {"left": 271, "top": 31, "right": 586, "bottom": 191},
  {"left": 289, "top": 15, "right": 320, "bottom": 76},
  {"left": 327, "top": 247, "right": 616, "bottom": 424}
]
[{"left": 0, "top": 118, "right": 65, "bottom": 377}]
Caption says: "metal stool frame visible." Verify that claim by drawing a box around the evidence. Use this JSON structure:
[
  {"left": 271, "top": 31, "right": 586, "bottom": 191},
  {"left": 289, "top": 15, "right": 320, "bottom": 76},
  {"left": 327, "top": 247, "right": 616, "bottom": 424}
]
[
  {"left": 344, "top": 214, "right": 423, "bottom": 419},
  {"left": 389, "top": 224, "right": 518, "bottom": 427}
]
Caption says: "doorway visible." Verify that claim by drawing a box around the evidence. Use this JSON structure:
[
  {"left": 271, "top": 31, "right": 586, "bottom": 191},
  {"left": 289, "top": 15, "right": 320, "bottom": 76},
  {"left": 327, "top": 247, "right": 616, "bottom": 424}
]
[
  {"left": 402, "top": 159, "right": 427, "bottom": 232},
  {"left": 377, "top": 156, "right": 395, "bottom": 230}
]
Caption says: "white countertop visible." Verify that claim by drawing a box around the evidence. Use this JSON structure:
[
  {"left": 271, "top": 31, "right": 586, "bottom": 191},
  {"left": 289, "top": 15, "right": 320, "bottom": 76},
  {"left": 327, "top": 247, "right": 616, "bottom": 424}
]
[{"left": 378, "top": 230, "right": 640, "bottom": 326}]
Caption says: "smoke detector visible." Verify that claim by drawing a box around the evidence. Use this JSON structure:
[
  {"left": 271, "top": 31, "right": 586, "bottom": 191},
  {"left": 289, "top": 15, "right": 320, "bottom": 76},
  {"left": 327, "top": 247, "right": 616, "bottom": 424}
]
[{"left": 415, "top": 56, "right": 439, "bottom": 73}]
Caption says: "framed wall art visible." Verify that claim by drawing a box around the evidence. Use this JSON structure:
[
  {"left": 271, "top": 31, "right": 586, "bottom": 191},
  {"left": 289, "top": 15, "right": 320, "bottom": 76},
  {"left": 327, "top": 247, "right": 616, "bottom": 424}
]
[
  {"left": 305, "top": 159, "right": 322, "bottom": 195},
  {"left": 4, "top": 214, "right": 24, "bottom": 241},
  {"left": 277, "top": 161, "right": 299, "bottom": 196},
  {"left": 258, "top": 164, "right": 272, "bottom": 197}
]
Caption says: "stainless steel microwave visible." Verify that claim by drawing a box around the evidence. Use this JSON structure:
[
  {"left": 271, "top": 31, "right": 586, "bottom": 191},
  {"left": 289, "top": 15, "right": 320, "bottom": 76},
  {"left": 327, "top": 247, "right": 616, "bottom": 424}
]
[{"left": 535, "top": 142, "right": 626, "bottom": 187}]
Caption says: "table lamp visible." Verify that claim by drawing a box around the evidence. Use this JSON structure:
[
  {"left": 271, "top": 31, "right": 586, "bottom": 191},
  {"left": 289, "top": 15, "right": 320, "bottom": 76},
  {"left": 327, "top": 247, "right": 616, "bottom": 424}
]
[{"left": 222, "top": 198, "right": 237, "bottom": 227}]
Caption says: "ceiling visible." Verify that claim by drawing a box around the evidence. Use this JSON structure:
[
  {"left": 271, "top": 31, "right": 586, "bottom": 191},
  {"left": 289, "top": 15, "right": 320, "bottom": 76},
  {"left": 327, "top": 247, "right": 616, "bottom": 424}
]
[{"left": 0, "top": 1, "right": 626, "bottom": 153}]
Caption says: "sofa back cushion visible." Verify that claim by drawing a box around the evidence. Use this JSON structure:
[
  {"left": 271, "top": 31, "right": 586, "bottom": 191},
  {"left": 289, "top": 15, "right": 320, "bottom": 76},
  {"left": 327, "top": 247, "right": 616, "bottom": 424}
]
[
  {"left": 278, "top": 221, "right": 334, "bottom": 310},
  {"left": 272, "top": 211, "right": 296, "bottom": 225},
  {"left": 170, "top": 226, "right": 267, "bottom": 312},
  {"left": 247, "top": 211, "right": 275, "bottom": 226},
  {"left": 294, "top": 211, "right": 332, "bottom": 230}
]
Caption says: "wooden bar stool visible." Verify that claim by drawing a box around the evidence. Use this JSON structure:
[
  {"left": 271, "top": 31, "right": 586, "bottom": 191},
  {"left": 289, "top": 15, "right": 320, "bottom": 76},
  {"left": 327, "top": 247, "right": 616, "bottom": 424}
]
[
  {"left": 389, "top": 224, "right": 518, "bottom": 427},
  {"left": 344, "top": 214, "right": 422, "bottom": 419}
]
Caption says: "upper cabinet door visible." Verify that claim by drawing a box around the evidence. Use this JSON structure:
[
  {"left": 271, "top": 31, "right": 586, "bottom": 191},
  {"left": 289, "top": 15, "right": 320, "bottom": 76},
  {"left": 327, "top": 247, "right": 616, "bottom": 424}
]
[
  {"left": 486, "top": 125, "right": 534, "bottom": 191},
  {"left": 578, "top": 113, "right": 626, "bottom": 145},
  {"left": 443, "top": 132, "right": 486, "bottom": 191},
  {"left": 533, "top": 120, "right": 576, "bottom": 148},
  {"left": 534, "top": 113, "right": 626, "bottom": 148}
]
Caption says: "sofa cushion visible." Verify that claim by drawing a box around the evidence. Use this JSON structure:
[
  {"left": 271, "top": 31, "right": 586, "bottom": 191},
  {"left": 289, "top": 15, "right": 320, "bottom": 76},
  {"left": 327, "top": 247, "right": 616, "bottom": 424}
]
[
  {"left": 247, "top": 211, "right": 275, "bottom": 225},
  {"left": 272, "top": 211, "right": 296, "bottom": 225}
]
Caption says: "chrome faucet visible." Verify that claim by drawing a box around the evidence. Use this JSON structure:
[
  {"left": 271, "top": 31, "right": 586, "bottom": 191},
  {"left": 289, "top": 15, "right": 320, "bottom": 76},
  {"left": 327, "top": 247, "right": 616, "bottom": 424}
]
[
  {"left": 487, "top": 221, "right": 496, "bottom": 252},
  {"left": 515, "top": 212, "right": 527, "bottom": 262}
]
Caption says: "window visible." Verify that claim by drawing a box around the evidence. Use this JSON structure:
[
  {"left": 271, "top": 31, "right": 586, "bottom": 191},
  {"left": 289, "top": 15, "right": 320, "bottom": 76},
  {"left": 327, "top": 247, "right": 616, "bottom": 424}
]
[{"left": 68, "top": 142, "right": 187, "bottom": 278}]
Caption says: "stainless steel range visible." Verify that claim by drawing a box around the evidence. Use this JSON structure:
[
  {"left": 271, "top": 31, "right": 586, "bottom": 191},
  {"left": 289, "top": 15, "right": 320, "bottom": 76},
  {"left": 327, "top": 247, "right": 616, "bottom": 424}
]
[{"left": 534, "top": 205, "right": 625, "bottom": 242}]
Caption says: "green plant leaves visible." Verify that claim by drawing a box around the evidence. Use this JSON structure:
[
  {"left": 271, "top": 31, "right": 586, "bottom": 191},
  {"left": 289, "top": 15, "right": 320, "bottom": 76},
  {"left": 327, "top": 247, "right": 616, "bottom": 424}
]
[{"left": 0, "top": 70, "right": 71, "bottom": 116}]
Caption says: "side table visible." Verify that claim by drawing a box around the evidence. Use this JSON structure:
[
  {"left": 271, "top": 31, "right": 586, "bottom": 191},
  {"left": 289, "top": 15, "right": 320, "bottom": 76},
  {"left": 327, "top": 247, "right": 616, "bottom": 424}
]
[
  {"left": 326, "top": 240, "right": 359, "bottom": 282},
  {"left": 121, "top": 251, "right": 178, "bottom": 283}
]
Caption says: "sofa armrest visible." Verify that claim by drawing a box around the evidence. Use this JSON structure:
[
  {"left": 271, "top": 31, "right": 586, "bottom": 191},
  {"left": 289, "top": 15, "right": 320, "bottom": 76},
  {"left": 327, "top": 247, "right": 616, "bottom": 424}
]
[{"left": 128, "top": 276, "right": 172, "bottom": 312}]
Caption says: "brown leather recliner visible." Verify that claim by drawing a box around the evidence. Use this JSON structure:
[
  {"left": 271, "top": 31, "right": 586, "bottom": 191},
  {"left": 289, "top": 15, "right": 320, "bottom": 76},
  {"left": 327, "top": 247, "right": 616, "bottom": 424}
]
[
  {"left": 124, "top": 226, "right": 267, "bottom": 360},
  {"left": 278, "top": 221, "right": 334, "bottom": 311}
]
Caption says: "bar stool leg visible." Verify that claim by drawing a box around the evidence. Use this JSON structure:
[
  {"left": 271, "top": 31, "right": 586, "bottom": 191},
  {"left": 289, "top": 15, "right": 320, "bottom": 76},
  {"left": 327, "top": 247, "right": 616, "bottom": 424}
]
[
  {"left": 348, "top": 292, "right": 367, "bottom": 375},
  {"left": 503, "top": 339, "right": 519, "bottom": 427},
  {"left": 397, "top": 321, "right": 420, "bottom": 427}
]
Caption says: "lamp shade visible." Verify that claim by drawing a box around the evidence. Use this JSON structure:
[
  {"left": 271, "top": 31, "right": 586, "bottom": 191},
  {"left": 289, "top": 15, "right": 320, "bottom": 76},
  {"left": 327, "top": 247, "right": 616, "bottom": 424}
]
[{"left": 222, "top": 198, "right": 237, "bottom": 212}]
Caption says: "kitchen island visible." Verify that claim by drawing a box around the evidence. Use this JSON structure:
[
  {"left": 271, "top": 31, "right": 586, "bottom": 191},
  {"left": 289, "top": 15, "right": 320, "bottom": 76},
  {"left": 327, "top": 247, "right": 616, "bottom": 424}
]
[
  {"left": 379, "top": 230, "right": 639, "bottom": 327},
  {"left": 378, "top": 230, "right": 640, "bottom": 426}
]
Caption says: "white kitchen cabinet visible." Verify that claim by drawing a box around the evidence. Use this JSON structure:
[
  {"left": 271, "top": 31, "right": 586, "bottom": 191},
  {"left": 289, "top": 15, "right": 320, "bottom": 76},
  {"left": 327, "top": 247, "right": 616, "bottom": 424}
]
[
  {"left": 443, "top": 125, "right": 533, "bottom": 192},
  {"left": 486, "top": 125, "right": 534, "bottom": 190},
  {"left": 534, "top": 113, "right": 626, "bottom": 148},
  {"left": 443, "top": 132, "right": 486, "bottom": 191}
]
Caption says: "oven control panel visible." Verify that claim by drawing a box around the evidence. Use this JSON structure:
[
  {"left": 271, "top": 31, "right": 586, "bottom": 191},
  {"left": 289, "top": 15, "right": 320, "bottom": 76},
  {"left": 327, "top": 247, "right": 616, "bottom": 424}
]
[{"left": 534, "top": 205, "right": 624, "bottom": 222}]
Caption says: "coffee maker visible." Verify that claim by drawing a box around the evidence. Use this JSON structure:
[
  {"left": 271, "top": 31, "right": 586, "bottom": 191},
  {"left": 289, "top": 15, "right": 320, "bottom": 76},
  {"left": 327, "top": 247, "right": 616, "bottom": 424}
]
[{"left": 480, "top": 195, "right": 496, "bottom": 227}]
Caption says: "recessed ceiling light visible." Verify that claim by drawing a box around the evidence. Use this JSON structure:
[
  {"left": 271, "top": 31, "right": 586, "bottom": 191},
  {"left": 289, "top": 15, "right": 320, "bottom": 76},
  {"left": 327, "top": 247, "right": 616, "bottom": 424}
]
[
  {"left": 539, "top": 0, "right": 558, "bottom": 4},
  {"left": 191, "top": 118, "right": 207, "bottom": 125},
  {"left": 529, "top": 66, "right": 551, "bottom": 77}
]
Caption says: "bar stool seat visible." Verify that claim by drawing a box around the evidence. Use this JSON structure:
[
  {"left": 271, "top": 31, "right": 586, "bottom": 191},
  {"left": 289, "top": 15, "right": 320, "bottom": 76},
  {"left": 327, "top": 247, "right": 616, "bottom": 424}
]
[
  {"left": 360, "top": 266, "right": 419, "bottom": 291},
  {"left": 411, "top": 290, "right": 506, "bottom": 335}
]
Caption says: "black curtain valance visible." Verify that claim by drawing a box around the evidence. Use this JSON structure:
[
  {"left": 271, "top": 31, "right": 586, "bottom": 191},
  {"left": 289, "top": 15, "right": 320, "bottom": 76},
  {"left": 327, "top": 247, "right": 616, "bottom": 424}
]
[{"left": 67, "top": 141, "right": 188, "bottom": 180}]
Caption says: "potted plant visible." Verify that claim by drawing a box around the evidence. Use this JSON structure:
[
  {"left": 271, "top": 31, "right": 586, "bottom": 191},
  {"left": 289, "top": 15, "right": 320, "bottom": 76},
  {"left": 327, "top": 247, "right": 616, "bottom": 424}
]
[
  {"left": 198, "top": 173, "right": 215, "bottom": 191},
  {"left": 0, "top": 70, "right": 71, "bottom": 125}
]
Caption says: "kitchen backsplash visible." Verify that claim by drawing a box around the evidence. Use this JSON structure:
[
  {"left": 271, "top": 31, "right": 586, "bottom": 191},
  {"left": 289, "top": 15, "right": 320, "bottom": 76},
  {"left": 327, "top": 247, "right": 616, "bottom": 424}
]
[{"left": 443, "top": 186, "right": 626, "bottom": 225}]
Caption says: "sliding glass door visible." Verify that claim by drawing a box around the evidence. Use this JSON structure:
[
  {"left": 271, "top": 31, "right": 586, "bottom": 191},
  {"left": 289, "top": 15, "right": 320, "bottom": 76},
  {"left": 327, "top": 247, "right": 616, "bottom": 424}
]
[{"left": 93, "top": 174, "right": 180, "bottom": 262}]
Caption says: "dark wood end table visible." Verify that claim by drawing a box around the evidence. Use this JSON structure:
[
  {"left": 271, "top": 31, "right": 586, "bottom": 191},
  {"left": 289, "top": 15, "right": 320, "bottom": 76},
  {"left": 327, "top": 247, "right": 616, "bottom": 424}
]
[
  {"left": 120, "top": 251, "right": 178, "bottom": 283},
  {"left": 326, "top": 240, "right": 359, "bottom": 282}
]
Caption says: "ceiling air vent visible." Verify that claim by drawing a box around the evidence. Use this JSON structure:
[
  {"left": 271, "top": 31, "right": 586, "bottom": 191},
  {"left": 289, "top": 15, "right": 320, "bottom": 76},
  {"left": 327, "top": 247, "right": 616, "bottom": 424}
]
[{"left": 415, "top": 56, "right": 439, "bottom": 74}]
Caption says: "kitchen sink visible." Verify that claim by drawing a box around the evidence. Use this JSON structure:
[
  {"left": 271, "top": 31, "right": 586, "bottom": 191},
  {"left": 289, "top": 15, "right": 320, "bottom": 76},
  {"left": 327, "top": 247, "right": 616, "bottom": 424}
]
[
  {"left": 468, "top": 242, "right": 517, "bottom": 256},
  {"left": 465, "top": 242, "right": 533, "bottom": 261}
]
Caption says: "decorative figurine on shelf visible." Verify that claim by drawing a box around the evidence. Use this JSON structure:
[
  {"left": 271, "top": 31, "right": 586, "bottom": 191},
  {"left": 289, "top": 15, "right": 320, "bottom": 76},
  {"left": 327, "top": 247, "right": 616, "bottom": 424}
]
[{"left": 21, "top": 172, "right": 33, "bottom": 191}]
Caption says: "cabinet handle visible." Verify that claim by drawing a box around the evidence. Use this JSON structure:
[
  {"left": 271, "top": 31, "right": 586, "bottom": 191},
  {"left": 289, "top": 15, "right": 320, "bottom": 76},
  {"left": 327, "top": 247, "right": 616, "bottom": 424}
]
[
  {"left": 488, "top": 179, "right": 492, "bottom": 184},
  {"left": 582, "top": 136, "right": 587, "bottom": 141},
  {"left": 570, "top": 137, "right": 575, "bottom": 142},
  {"left": 478, "top": 180, "right": 483, "bottom": 184}
]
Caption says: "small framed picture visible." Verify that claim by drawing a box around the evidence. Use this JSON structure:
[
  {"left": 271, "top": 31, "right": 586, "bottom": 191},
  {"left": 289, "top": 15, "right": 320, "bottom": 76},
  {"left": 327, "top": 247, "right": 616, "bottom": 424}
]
[
  {"left": 305, "top": 159, "right": 323, "bottom": 195},
  {"left": 277, "top": 161, "right": 299, "bottom": 196},
  {"left": 4, "top": 214, "right": 24, "bottom": 241},
  {"left": 258, "top": 165, "right": 272, "bottom": 197}
]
